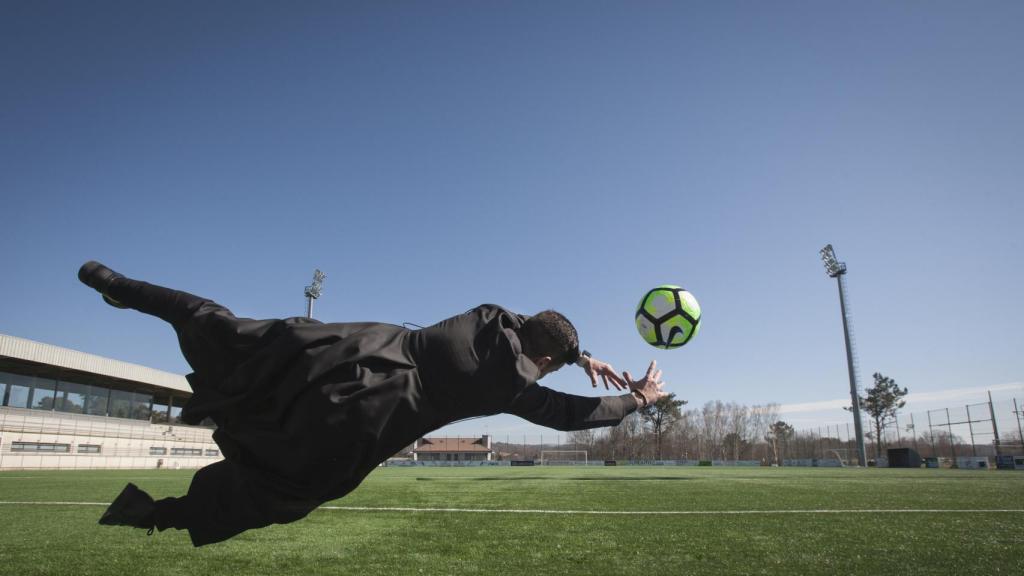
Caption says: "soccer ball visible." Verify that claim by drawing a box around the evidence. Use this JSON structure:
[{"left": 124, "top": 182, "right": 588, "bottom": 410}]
[{"left": 635, "top": 285, "right": 701, "bottom": 349}]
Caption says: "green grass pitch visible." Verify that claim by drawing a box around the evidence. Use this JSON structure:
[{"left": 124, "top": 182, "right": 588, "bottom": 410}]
[{"left": 1, "top": 466, "right": 1022, "bottom": 575}]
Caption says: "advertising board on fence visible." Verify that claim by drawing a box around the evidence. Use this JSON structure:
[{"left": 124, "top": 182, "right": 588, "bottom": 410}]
[
  {"left": 782, "top": 458, "right": 844, "bottom": 467},
  {"left": 956, "top": 457, "right": 989, "bottom": 469}
]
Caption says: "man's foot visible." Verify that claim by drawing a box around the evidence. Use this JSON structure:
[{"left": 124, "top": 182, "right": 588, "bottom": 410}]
[
  {"left": 98, "top": 483, "right": 156, "bottom": 530},
  {"left": 78, "top": 261, "right": 129, "bottom": 308}
]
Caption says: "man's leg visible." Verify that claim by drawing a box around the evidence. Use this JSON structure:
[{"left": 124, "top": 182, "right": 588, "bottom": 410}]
[
  {"left": 101, "top": 461, "right": 319, "bottom": 546},
  {"left": 156, "top": 461, "right": 319, "bottom": 546},
  {"left": 78, "top": 261, "right": 285, "bottom": 385},
  {"left": 83, "top": 262, "right": 319, "bottom": 543},
  {"left": 79, "top": 261, "right": 209, "bottom": 324}
]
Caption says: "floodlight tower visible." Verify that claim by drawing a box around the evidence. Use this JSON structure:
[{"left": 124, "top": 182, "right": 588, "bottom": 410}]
[
  {"left": 820, "top": 244, "right": 868, "bottom": 467},
  {"left": 304, "top": 269, "right": 326, "bottom": 319}
]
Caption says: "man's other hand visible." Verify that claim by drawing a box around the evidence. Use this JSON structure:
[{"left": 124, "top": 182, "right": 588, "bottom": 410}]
[{"left": 582, "top": 357, "right": 627, "bottom": 391}]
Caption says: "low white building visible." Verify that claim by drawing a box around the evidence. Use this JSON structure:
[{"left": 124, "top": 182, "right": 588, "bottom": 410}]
[
  {"left": 0, "top": 333, "right": 218, "bottom": 470},
  {"left": 412, "top": 436, "right": 493, "bottom": 462}
]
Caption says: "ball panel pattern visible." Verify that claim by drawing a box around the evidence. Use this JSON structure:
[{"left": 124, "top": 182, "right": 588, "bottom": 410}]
[
  {"left": 643, "top": 289, "right": 677, "bottom": 319},
  {"left": 635, "top": 316, "right": 657, "bottom": 345}
]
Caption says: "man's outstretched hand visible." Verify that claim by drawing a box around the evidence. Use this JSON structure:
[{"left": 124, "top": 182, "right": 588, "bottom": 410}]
[
  {"left": 623, "top": 360, "right": 667, "bottom": 407},
  {"left": 582, "top": 357, "right": 628, "bottom": 391}
]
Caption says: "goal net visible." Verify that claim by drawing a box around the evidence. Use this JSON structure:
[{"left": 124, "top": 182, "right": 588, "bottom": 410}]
[
  {"left": 826, "top": 449, "right": 849, "bottom": 467},
  {"left": 539, "top": 450, "right": 588, "bottom": 466}
]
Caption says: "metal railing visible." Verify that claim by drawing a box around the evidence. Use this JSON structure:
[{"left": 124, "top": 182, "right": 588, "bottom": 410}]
[{"left": 0, "top": 406, "right": 215, "bottom": 445}]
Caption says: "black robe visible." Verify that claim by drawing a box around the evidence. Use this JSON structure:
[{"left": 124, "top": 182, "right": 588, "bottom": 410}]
[{"left": 166, "top": 302, "right": 638, "bottom": 545}]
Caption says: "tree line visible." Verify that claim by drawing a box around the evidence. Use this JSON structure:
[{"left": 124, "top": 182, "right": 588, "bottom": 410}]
[{"left": 558, "top": 372, "right": 911, "bottom": 464}]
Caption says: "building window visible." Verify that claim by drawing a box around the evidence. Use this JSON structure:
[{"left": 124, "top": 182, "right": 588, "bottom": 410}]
[
  {"left": 55, "top": 381, "right": 89, "bottom": 414},
  {"left": 106, "top": 389, "right": 154, "bottom": 421},
  {"left": 31, "top": 379, "right": 57, "bottom": 410},
  {"left": 205, "top": 449, "right": 220, "bottom": 457},
  {"left": 150, "top": 447, "right": 167, "bottom": 455},
  {"left": 6, "top": 383, "right": 30, "bottom": 408},
  {"left": 86, "top": 386, "right": 109, "bottom": 416},
  {"left": 109, "top": 389, "right": 134, "bottom": 419},
  {"left": 0, "top": 373, "right": 59, "bottom": 410},
  {"left": 151, "top": 396, "right": 171, "bottom": 424},
  {"left": 170, "top": 397, "right": 187, "bottom": 424},
  {"left": 78, "top": 444, "right": 101, "bottom": 453},
  {"left": 171, "top": 448, "right": 203, "bottom": 456},
  {"left": 2, "top": 372, "right": 38, "bottom": 409},
  {"left": 132, "top": 392, "right": 153, "bottom": 421},
  {"left": 12, "top": 442, "right": 70, "bottom": 453}
]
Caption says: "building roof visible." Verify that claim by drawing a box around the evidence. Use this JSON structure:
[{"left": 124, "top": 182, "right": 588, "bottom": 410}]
[
  {"left": 413, "top": 437, "right": 492, "bottom": 453},
  {"left": 0, "top": 333, "right": 191, "bottom": 394}
]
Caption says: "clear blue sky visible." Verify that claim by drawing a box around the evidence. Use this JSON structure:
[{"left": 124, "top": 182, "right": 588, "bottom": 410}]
[{"left": 2, "top": 1, "right": 1021, "bottom": 438}]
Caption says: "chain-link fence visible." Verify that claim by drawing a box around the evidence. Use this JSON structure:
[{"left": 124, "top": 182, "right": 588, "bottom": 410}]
[
  {"left": 399, "top": 396, "right": 1024, "bottom": 466},
  {"left": 790, "top": 396, "right": 1024, "bottom": 464}
]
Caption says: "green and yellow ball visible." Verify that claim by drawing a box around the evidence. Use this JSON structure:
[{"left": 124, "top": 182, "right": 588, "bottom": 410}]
[{"left": 635, "top": 285, "right": 701, "bottom": 349}]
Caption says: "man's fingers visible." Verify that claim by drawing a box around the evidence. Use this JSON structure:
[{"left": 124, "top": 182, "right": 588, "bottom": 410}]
[
  {"left": 645, "top": 360, "right": 657, "bottom": 379},
  {"left": 653, "top": 369, "right": 662, "bottom": 382},
  {"left": 605, "top": 370, "right": 627, "bottom": 388}
]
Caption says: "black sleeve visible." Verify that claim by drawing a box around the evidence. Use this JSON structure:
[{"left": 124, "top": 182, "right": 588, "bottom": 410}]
[{"left": 506, "top": 384, "right": 639, "bottom": 431}]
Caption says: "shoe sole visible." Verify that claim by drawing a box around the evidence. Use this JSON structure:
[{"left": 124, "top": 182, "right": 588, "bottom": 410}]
[{"left": 98, "top": 483, "right": 151, "bottom": 526}]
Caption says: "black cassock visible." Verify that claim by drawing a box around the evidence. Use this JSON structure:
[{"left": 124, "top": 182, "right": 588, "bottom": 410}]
[{"left": 155, "top": 299, "right": 638, "bottom": 545}]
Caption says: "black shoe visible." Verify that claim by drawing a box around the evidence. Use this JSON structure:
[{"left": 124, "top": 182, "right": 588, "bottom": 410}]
[
  {"left": 78, "top": 261, "right": 129, "bottom": 309},
  {"left": 98, "top": 483, "right": 155, "bottom": 529}
]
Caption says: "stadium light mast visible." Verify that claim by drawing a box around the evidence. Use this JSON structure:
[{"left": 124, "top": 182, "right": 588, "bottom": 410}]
[
  {"left": 820, "top": 244, "right": 868, "bottom": 467},
  {"left": 304, "top": 269, "right": 326, "bottom": 319}
]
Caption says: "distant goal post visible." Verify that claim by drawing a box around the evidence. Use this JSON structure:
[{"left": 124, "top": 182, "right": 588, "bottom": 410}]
[{"left": 539, "top": 450, "right": 588, "bottom": 465}]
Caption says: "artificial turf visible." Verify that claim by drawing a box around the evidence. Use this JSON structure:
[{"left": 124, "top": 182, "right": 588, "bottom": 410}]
[{"left": 0, "top": 466, "right": 1021, "bottom": 575}]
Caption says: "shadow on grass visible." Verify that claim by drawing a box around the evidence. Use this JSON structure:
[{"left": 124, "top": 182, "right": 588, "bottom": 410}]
[{"left": 416, "top": 476, "right": 696, "bottom": 481}]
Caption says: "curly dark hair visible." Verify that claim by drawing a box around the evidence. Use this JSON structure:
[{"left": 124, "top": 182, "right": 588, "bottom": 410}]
[{"left": 518, "top": 310, "right": 579, "bottom": 366}]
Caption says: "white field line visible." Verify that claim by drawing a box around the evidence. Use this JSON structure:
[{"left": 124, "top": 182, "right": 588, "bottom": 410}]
[
  {"left": 1, "top": 502, "right": 1022, "bottom": 515},
  {"left": 0, "top": 476, "right": 187, "bottom": 481},
  {"left": 0, "top": 501, "right": 109, "bottom": 506},
  {"left": 320, "top": 506, "right": 1024, "bottom": 515}
]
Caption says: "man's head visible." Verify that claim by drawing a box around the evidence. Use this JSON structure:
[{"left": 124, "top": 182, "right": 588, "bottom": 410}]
[{"left": 517, "top": 310, "right": 579, "bottom": 378}]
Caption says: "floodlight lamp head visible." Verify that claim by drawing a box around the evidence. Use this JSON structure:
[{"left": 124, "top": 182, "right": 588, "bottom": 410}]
[
  {"left": 819, "top": 244, "right": 847, "bottom": 277},
  {"left": 304, "top": 269, "right": 326, "bottom": 299}
]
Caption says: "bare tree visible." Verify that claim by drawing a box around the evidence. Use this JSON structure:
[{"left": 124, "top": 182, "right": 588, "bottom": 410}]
[
  {"left": 673, "top": 409, "right": 699, "bottom": 460},
  {"left": 567, "top": 428, "right": 597, "bottom": 455},
  {"left": 751, "top": 403, "right": 779, "bottom": 463},
  {"left": 609, "top": 411, "right": 646, "bottom": 460},
  {"left": 725, "top": 402, "right": 751, "bottom": 460},
  {"left": 701, "top": 401, "right": 729, "bottom": 460},
  {"left": 603, "top": 416, "right": 628, "bottom": 460}
]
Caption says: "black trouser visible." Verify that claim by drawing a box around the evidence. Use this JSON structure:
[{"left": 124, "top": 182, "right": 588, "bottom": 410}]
[{"left": 152, "top": 460, "right": 320, "bottom": 546}]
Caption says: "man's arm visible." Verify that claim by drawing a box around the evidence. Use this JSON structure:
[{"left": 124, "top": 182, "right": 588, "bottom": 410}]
[{"left": 507, "top": 384, "right": 639, "bottom": 431}]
